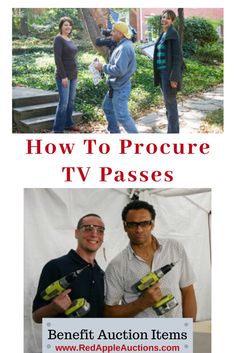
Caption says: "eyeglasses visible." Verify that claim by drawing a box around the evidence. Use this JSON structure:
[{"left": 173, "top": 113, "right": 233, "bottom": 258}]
[
  {"left": 124, "top": 220, "right": 153, "bottom": 229},
  {"left": 79, "top": 224, "right": 105, "bottom": 235}
]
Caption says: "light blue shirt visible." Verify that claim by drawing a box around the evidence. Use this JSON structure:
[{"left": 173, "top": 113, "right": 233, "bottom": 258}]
[{"left": 103, "top": 38, "right": 136, "bottom": 90}]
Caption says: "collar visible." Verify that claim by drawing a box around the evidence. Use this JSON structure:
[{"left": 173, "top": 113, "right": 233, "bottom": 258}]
[
  {"left": 164, "top": 25, "right": 178, "bottom": 40},
  {"left": 127, "top": 236, "right": 163, "bottom": 260},
  {"left": 116, "top": 37, "right": 127, "bottom": 47},
  {"left": 68, "top": 249, "right": 98, "bottom": 267}
]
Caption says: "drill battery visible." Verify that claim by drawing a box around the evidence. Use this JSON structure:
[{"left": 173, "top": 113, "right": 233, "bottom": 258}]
[
  {"left": 153, "top": 294, "right": 178, "bottom": 316},
  {"left": 65, "top": 298, "right": 90, "bottom": 318}
]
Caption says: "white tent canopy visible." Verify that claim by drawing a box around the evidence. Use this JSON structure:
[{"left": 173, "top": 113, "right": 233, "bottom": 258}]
[{"left": 24, "top": 188, "right": 211, "bottom": 353}]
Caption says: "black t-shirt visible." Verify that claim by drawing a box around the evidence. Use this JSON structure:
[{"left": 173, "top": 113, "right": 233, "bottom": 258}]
[
  {"left": 32, "top": 250, "right": 104, "bottom": 317},
  {"left": 53, "top": 36, "right": 78, "bottom": 80}
]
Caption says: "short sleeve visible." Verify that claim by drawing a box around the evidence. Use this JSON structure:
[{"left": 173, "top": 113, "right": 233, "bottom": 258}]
[
  {"left": 179, "top": 243, "right": 196, "bottom": 288},
  {"left": 105, "top": 259, "right": 125, "bottom": 305}
]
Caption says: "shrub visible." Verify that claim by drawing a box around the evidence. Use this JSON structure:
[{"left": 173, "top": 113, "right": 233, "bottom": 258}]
[
  {"left": 181, "top": 17, "right": 219, "bottom": 56},
  {"left": 195, "top": 43, "right": 223, "bottom": 64}
]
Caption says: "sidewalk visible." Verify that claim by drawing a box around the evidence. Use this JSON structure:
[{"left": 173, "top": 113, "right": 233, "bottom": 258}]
[{"left": 136, "top": 85, "right": 223, "bottom": 133}]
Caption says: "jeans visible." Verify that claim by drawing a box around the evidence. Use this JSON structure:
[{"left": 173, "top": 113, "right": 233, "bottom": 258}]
[
  {"left": 53, "top": 78, "right": 77, "bottom": 132},
  {"left": 159, "top": 71, "right": 179, "bottom": 133},
  {"left": 102, "top": 82, "right": 138, "bottom": 133}
]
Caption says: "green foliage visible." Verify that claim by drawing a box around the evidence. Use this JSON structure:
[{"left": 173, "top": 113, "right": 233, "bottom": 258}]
[
  {"left": 12, "top": 36, "right": 93, "bottom": 55},
  {"left": 207, "top": 18, "right": 223, "bottom": 29},
  {"left": 12, "top": 44, "right": 223, "bottom": 121},
  {"left": 181, "top": 17, "right": 219, "bottom": 56},
  {"left": 183, "top": 17, "right": 219, "bottom": 45},
  {"left": 204, "top": 108, "right": 223, "bottom": 128},
  {"left": 180, "top": 60, "right": 223, "bottom": 96},
  {"left": 12, "top": 14, "right": 21, "bottom": 33},
  {"left": 195, "top": 43, "right": 223, "bottom": 64},
  {"left": 12, "top": 52, "right": 55, "bottom": 90},
  {"left": 130, "top": 49, "right": 162, "bottom": 113},
  {"left": 13, "top": 37, "right": 49, "bottom": 49},
  {"left": 12, "top": 37, "right": 53, "bottom": 55},
  {"left": 32, "top": 8, "right": 83, "bottom": 36},
  {"left": 13, "top": 8, "right": 84, "bottom": 39},
  {"left": 147, "top": 16, "right": 161, "bottom": 38}
]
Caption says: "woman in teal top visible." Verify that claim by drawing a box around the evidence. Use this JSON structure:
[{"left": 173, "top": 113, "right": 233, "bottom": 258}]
[{"left": 153, "top": 10, "right": 184, "bottom": 133}]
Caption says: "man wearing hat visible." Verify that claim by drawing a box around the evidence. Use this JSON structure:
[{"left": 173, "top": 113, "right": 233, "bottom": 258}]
[{"left": 94, "top": 22, "right": 138, "bottom": 133}]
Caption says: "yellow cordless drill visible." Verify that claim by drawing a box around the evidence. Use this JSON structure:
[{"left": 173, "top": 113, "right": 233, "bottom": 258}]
[
  {"left": 40, "top": 265, "right": 91, "bottom": 317},
  {"left": 133, "top": 262, "right": 178, "bottom": 315}
]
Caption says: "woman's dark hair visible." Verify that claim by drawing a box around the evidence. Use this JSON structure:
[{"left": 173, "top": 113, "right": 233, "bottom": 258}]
[
  {"left": 162, "top": 9, "right": 177, "bottom": 22},
  {"left": 59, "top": 17, "right": 73, "bottom": 36},
  {"left": 122, "top": 200, "right": 156, "bottom": 222}
]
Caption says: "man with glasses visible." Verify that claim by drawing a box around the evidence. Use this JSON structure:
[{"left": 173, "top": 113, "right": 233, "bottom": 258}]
[
  {"left": 32, "top": 214, "right": 105, "bottom": 322},
  {"left": 104, "top": 200, "right": 197, "bottom": 319}
]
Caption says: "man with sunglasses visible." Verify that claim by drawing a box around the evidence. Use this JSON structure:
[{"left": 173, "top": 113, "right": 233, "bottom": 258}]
[
  {"left": 104, "top": 200, "right": 197, "bottom": 319},
  {"left": 32, "top": 214, "right": 105, "bottom": 323}
]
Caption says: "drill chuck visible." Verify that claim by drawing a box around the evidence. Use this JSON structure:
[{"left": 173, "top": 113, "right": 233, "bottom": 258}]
[
  {"left": 41, "top": 265, "right": 90, "bottom": 301},
  {"left": 134, "top": 262, "right": 177, "bottom": 292},
  {"left": 155, "top": 262, "right": 176, "bottom": 280}
]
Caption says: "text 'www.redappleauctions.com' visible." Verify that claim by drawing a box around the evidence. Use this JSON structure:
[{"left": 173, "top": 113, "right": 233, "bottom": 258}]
[
  {"left": 53, "top": 344, "right": 181, "bottom": 352},
  {"left": 43, "top": 318, "right": 192, "bottom": 353}
]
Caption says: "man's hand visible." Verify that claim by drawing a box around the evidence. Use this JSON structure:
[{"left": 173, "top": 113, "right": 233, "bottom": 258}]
[
  {"left": 138, "top": 283, "right": 162, "bottom": 310},
  {"left": 62, "top": 78, "right": 68, "bottom": 88},
  {"left": 104, "top": 283, "right": 162, "bottom": 318},
  {"left": 51, "top": 288, "right": 72, "bottom": 314},
  {"left": 32, "top": 288, "right": 72, "bottom": 323},
  {"left": 94, "top": 61, "right": 103, "bottom": 72},
  {"left": 170, "top": 81, "right": 178, "bottom": 89}
]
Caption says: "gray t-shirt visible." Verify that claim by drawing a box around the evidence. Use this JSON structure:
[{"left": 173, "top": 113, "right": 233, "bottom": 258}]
[{"left": 105, "top": 237, "right": 196, "bottom": 318}]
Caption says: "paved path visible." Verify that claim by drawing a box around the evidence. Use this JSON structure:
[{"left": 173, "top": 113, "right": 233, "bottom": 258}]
[{"left": 136, "top": 85, "right": 223, "bottom": 133}]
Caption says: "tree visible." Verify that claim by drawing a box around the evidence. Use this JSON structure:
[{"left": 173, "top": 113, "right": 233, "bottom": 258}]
[
  {"left": 178, "top": 8, "right": 184, "bottom": 46},
  {"left": 80, "top": 8, "right": 109, "bottom": 59},
  {"left": 20, "top": 8, "right": 29, "bottom": 36}
]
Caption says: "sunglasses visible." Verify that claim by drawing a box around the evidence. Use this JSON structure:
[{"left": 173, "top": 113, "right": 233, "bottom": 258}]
[{"left": 124, "top": 220, "right": 153, "bottom": 229}]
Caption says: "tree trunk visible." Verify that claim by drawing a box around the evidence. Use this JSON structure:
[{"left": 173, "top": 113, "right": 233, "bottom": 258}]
[
  {"left": 80, "top": 8, "right": 109, "bottom": 60},
  {"left": 20, "top": 8, "right": 29, "bottom": 36},
  {"left": 178, "top": 8, "right": 184, "bottom": 47}
]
